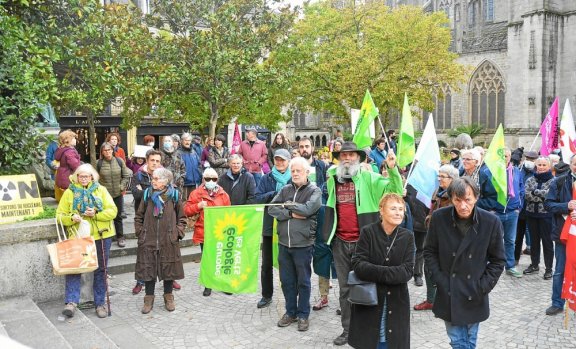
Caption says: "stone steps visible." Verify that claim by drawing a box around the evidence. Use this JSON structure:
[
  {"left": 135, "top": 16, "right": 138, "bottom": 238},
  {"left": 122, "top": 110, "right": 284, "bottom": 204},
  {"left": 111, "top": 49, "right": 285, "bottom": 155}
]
[
  {"left": 37, "top": 300, "right": 119, "bottom": 349},
  {"left": 0, "top": 296, "right": 72, "bottom": 349}
]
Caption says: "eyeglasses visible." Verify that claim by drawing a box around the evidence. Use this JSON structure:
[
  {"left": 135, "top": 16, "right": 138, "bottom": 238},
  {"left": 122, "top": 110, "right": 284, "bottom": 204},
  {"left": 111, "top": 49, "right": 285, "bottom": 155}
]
[
  {"left": 78, "top": 175, "right": 92, "bottom": 179},
  {"left": 438, "top": 175, "right": 451, "bottom": 179},
  {"left": 204, "top": 178, "right": 218, "bottom": 182},
  {"left": 462, "top": 158, "right": 475, "bottom": 161}
]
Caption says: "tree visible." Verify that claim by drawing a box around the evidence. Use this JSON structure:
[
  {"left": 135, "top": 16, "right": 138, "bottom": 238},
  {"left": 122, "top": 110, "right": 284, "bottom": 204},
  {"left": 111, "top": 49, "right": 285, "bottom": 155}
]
[
  {"left": 267, "top": 1, "right": 466, "bottom": 124},
  {"left": 42, "top": 0, "right": 168, "bottom": 165},
  {"left": 141, "top": 0, "right": 297, "bottom": 138},
  {"left": 0, "top": 1, "right": 57, "bottom": 175}
]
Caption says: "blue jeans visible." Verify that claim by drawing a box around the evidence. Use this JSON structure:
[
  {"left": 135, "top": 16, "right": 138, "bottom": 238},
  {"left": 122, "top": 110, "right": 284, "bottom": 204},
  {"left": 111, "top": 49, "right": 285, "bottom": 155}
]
[
  {"left": 65, "top": 238, "right": 112, "bottom": 306},
  {"left": 252, "top": 172, "right": 262, "bottom": 187},
  {"left": 444, "top": 321, "right": 479, "bottom": 349},
  {"left": 377, "top": 341, "right": 388, "bottom": 349},
  {"left": 552, "top": 242, "right": 566, "bottom": 309},
  {"left": 495, "top": 211, "right": 519, "bottom": 270},
  {"left": 278, "top": 244, "right": 313, "bottom": 319}
]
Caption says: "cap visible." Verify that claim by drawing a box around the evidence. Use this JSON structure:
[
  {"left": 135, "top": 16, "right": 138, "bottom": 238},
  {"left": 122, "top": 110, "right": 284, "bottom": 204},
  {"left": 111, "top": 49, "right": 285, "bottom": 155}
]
[
  {"left": 524, "top": 150, "right": 538, "bottom": 160},
  {"left": 274, "top": 148, "right": 291, "bottom": 161},
  {"left": 450, "top": 148, "right": 460, "bottom": 156}
]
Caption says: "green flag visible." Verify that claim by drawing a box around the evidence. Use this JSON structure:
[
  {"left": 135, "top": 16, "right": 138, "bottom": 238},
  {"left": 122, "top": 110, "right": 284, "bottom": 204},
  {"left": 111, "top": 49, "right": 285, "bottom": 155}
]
[
  {"left": 397, "top": 93, "right": 415, "bottom": 168},
  {"left": 200, "top": 205, "right": 265, "bottom": 294},
  {"left": 353, "top": 89, "right": 379, "bottom": 149},
  {"left": 484, "top": 124, "right": 507, "bottom": 207}
]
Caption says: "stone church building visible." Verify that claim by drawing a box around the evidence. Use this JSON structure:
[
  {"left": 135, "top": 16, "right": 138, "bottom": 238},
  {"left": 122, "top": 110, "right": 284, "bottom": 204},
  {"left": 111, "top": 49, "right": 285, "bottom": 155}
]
[{"left": 400, "top": 0, "right": 576, "bottom": 148}]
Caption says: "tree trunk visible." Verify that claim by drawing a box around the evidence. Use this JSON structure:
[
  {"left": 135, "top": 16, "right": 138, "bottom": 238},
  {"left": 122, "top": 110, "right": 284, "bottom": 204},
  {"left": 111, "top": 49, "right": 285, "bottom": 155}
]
[
  {"left": 209, "top": 102, "right": 218, "bottom": 139},
  {"left": 86, "top": 110, "right": 97, "bottom": 167}
]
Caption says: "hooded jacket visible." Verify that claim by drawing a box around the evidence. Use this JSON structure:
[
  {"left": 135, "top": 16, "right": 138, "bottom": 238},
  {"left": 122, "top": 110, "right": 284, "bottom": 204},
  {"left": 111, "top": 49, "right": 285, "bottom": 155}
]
[
  {"left": 54, "top": 147, "right": 81, "bottom": 189},
  {"left": 178, "top": 146, "right": 202, "bottom": 187}
]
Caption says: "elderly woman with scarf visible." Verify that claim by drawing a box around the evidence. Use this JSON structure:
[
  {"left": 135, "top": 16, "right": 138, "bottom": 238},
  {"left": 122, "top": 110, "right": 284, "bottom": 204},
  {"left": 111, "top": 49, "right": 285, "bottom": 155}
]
[
  {"left": 57, "top": 164, "right": 117, "bottom": 319},
  {"left": 135, "top": 168, "right": 186, "bottom": 314},
  {"left": 184, "top": 168, "right": 231, "bottom": 297},
  {"left": 255, "top": 148, "right": 292, "bottom": 309}
]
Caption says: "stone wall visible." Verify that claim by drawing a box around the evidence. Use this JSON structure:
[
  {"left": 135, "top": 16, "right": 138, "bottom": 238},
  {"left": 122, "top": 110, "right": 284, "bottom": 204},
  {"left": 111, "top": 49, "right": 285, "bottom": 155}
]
[{"left": 0, "top": 220, "right": 65, "bottom": 302}]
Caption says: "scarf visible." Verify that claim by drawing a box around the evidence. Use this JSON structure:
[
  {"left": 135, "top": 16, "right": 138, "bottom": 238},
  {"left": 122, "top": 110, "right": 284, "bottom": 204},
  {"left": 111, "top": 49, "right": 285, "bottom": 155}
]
[
  {"left": 70, "top": 182, "right": 104, "bottom": 214},
  {"left": 271, "top": 167, "right": 291, "bottom": 192},
  {"left": 144, "top": 186, "right": 178, "bottom": 217},
  {"left": 535, "top": 170, "right": 553, "bottom": 183},
  {"left": 507, "top": 163, "right": 515, "bottom": 198}
]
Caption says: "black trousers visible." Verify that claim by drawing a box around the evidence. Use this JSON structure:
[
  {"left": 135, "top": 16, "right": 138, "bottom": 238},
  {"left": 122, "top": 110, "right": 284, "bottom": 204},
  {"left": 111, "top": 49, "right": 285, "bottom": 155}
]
[
  {"left": 112, "top": 195, "right": 124, "bottom": 238},
  {"left": 414, "top": 230, "right": 426, "bottom": 277},
  {"left": 145, "top": 280, "right": 173, "bottom": 295},
  {"left": 514, "top": 216, "right": 528, "bottom": 261},
  {"left": 526, "top": 216, "right": 554, "bottom": 270},
  {"left": 260, "top": 235, "right": 274, "bottom": 299}
]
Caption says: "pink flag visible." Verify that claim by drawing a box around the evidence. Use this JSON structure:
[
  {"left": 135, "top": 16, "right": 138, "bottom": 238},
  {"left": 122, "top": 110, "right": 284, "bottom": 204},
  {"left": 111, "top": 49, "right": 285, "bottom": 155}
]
[
  {"left": 230, "top": 122, "right": 241, "bottom": 155},
  {"left": 540, "top": 97, "right": 559, "bottom": 156}
]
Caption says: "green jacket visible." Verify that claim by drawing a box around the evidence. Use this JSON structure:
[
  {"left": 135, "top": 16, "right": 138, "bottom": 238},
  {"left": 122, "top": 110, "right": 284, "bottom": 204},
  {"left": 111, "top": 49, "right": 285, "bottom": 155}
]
[
  {"left": 322, "top": 166, "right": 403, "bottom": 244},
  {"left": 56, "top": 183, "right": 118, "bottom": 240},
  {"left": 97, "top": 157, "right": 132, "bottom": 198}
]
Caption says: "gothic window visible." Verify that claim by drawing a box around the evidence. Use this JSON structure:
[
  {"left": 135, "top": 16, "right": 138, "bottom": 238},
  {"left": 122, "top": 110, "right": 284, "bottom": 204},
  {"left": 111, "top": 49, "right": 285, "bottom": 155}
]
[
  {"left": 455, "top": 4, "right": 461, "bottom": 21},
  {"left": 485, "top": 0, "right": 494, "bottom": 22},
  {"left": 434, "top": 87, "right": 452, "bottom": 130},
  {"left": 469, "top": 61, "right": 506, "bottom": 128},
  {"left": 468, "top": 0, "right": 477, "bottom": 27}
]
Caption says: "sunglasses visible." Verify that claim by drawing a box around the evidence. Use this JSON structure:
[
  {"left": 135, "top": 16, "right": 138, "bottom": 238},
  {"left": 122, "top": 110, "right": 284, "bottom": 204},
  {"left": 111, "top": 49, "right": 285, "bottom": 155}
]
[{"left": 204, "top": 177, "right": 218, "bottom": 182}]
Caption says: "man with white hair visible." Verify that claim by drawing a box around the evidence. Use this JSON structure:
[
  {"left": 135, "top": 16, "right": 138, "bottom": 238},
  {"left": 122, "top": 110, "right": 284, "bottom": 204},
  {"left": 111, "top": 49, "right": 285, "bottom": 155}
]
[
  {"left": 324, "top": 141, "right": 403, "bottom": 346},
  {"left": 269, "top": 157, "right": 322, "bottom": 332},
  {"left": 179, "top": 132, "right": 202, "bottom": 200}
]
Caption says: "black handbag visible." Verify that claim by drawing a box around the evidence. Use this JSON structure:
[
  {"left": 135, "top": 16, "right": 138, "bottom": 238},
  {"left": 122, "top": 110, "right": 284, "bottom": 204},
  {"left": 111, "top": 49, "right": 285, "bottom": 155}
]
[{"left": 347, "top": 271, "right": 377, "bottom": 306}]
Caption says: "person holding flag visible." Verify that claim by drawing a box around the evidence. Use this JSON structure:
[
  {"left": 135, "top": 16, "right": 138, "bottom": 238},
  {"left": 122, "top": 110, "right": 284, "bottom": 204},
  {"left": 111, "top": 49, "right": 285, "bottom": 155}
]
[{"left": 477, "top": 139, "right": 525, "bottom": 278}]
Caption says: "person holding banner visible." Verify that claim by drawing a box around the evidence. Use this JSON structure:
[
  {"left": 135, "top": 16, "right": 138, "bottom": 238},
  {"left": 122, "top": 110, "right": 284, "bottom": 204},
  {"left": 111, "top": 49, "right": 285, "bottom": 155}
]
[
  {"left": 324, "top": 141, "right": 403, "bottom": 346},
  {"left": 184, "top": 168, "right": 231, "bottom": 297},
  {"left": 134, "top": 168, "right": 186, "bottom": 314},
  {"left": 255, "top": 148, "right": 292, "bottom": 309},
  {"left": 57, "top": 164, "right": 117, "bottom": 319},
  {"left": 269, "top": 157, "right": 322, "bottom": 332}
]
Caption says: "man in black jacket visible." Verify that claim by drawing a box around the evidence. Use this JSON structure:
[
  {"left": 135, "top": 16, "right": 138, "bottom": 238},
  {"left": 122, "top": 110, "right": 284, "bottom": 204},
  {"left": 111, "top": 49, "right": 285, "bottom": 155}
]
[
  {"left": 269, "top": 157, "right": 322, "bottom": 333},
  {"left": 424, "top": 177, "right": 505, "bottom": 349},
  {"left": 218, "top": 154, "right": 256, "bottom": 205}
]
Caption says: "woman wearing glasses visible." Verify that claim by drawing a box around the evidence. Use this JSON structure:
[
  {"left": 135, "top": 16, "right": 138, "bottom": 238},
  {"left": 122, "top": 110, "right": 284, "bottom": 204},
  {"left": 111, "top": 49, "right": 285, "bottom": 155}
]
[
  {"left": 414, "top": 164, "right": 459, "bottom": 311},
  {"left": 460, "top": 148, "right": 481, "bottom": 187},
  {"left": 184, "top": 168, "right": 231, "bottom": 296}
]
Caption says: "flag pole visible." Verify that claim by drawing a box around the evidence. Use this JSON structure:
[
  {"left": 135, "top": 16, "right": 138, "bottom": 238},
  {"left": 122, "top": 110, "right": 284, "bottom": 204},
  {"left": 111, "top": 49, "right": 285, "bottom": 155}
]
[
  {"left": 403, "top": 159, "right": 419, "bottom": 190},
  {"left": 376, "top": 114, "right": 392, "bottom": 150},
  {"left": 529, "top": 128, "right": 541, "bottom": 151}
]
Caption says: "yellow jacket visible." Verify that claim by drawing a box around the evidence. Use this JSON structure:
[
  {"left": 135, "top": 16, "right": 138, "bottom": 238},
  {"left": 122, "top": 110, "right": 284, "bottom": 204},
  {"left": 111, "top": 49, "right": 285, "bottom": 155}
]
[{"left": 56, "top": 182, "right": 117, "bottom": 240}]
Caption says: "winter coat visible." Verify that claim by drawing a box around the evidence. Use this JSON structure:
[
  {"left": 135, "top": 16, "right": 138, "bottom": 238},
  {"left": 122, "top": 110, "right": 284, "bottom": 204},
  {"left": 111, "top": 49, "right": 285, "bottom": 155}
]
[
  {"left": 97, "top": 157, "right": 132, "bottom": 198},
  {"left": 477, "top": 164, "right": 525, "bottom": 213},
  {"left": 178, "top": 146, "right": 202, "bottom": 187},
  {"left": 450, "top": 157, "right": 461, "bottom": 169},
  {"left": 369, "top": 148, "right": 387, "bottom": 169},
  {"left": 54, "top": 146, "right": 81, "bottom": 189},
  {"left": 255, "top": 172, "right": 281, "bottom": 237},
  {"left": 132, "top": 165, "right": 154, "bottom": 212},
  {"left": 268, "top": 181, "right": 322, "bottom": 248},
  {"left": 424, "top": 206, "right": 505, "bottom": 326},
  {"left": 524, "top": 171, "right": 554, "bottom": 218},
  {"left": 126, "top": 158, "right": 143, "bottom": 175},
  {"left": 184, "top": 185, "right": 231, "bottom": 244},
  {"left": 425, "top": 188, "right": 451, "bottom": 228},
  {"left": 349, "top": 224, "right": 415, "bottom": 349},
  {"left": 323, "top": 166, "right": 403, "bottom": 244},
  {"left": 218, "top": 169, "right": 256, "bottom": 205},
  {"left": 238, "top": 139, "right": 268, "bottom": 174},
  {"left": 160, "top": 148, "right": 186, "bottom": 190},
  {"left": 134, "top": 190, "right": 186, "bottom": 281},
  {"left": 404, "top": 184, "right": 429, "bottom": 233},
  {"left": 56, "top": 182, "right": 117, "bottom": 241},
  {"left": 544, "top": 174, "right": 573, "bottom": 242},
  {"left": 207, "top": 146, "right": 230, "bottom": 177}
]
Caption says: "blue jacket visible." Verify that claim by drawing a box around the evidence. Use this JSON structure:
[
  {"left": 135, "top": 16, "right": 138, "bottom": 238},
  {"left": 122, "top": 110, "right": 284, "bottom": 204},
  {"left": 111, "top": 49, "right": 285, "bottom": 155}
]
[
  {"left": 192, "top": 143, "right": 203, "bottom": 158},
  {"left": 544, "top": 174, "right": 573, "bottom": 242},
  {"left": 309, "top": 158, "right": 327, "bottom": 196},
  {"left": 46, "top": 141, "right": 58, "bottom": 179},
  {"left": 178, "top": 147, "right": 202, "bottom": 187},
  {"left": 370, "top": 148, "right": 387, "bottom": 169},
  {"left": 477, "top": 165, "right": 525, "bottom": 213}
]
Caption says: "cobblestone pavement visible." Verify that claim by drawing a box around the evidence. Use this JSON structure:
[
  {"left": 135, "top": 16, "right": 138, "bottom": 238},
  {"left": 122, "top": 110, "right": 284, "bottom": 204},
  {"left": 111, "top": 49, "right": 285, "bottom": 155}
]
[{"left": 101, "top": 254, "right": 576, "bottom": 349}]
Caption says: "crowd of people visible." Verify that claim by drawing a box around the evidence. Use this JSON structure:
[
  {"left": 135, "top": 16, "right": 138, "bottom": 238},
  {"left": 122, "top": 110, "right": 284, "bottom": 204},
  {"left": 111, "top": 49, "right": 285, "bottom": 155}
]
[{"left": 48, "top": 126, "right": 573, "bottom": 348}]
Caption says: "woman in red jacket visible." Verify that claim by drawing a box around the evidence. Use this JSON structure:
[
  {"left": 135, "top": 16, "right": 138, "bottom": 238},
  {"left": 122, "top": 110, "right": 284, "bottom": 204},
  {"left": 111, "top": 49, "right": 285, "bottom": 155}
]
[{"left": 184, "top": 167, "right": 231, "bottom": 296}]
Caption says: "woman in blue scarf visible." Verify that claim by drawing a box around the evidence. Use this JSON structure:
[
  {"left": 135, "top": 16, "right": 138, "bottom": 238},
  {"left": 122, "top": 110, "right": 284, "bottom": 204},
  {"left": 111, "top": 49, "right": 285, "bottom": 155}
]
[
  {"left": 56, "top": 164, "right": 117, "bottom": 319},
  {"left": 135, "top": 168, "right": 187, "bottom": 314}
]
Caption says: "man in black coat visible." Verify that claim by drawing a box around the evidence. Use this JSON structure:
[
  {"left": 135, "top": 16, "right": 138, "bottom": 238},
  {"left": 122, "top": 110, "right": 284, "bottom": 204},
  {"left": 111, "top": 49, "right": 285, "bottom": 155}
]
[
  {"left": 424, "top": 177, "right": 505, "bottom": 349},
  {"left": 218, "top": 154, "right": 256, "bottom": 205}
]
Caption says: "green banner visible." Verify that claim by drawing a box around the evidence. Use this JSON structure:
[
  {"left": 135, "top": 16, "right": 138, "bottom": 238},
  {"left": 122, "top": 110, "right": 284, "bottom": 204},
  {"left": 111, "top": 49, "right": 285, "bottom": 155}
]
[{"left": 199, "top": 205, "right": 265, "bottom": 294}]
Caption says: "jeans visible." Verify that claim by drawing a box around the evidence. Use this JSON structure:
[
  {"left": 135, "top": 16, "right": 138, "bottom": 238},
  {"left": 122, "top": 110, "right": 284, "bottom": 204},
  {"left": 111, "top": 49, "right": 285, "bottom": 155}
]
[
  {"left": 332, "top": 237, "right": 357, "bottom": 332},
  {"left": 414, "top": 230, "right": 426, "bottom": 277},
  {"left": 526, "top": 216, "right": 554, "bottom": 270},
  {"left": 278, "top": 244, "right": 314, "bottom": 319},
  {"left": 495, "top": 210, "right": 519, "bottom": 270},
  {"left": 112, "top": 195, "right": 124, "bottom": 238},
  {"left": 444, "top": 321, "right": 479, "bottom": 349},
  {"left": 552, "top": 242, "right": 566, "bottom": 308},
  {"left": 377, "top": 342, "right": 388, "bottom": 349},
  {"left": 260, "top": 235, "right": 274, "bottom": 299},
  {"left": 65, "top": 238, "right": 112, "bottom": 306}
]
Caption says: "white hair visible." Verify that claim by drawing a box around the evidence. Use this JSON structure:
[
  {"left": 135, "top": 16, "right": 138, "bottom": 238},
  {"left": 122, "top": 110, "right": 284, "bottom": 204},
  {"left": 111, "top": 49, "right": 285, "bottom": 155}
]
[
  {"left": 289, "top": 156, "right": 310, "bottom": 171},
  {"left": 203, "top": 168, "right": 218, "bottom": 178},
  {"left": 439, "top": 164, "right": 459, "bottom": 179},
  {"left": 461, "top": 148, "right": 481, "bottom": 162},
  {"left": 153, "top": 168, "right": 173, "bottom": 185},
  {"left": 71, "top": 164, "right": 100, "bottom": 183},
  {"left": 228, "top": 154, "right": 243, "bottom": 162}
]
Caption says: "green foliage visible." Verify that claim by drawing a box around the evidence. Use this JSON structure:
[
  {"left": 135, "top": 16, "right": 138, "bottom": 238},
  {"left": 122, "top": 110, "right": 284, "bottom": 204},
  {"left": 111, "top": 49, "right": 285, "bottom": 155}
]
[
  {"left": 447, "top": 123, "right": 484, "bottom": 139},
  {"left": 267, "top": 1, "right": 466, "bottom": 124},
  {"left": 23, "top": 205, "right": 56, "bottom": 220},
  {"left": 0, "top": 3, "right": 57, "bottom": 175},
  {"left": 143, "top": 0, "right": 298, "bottom": 137}
]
